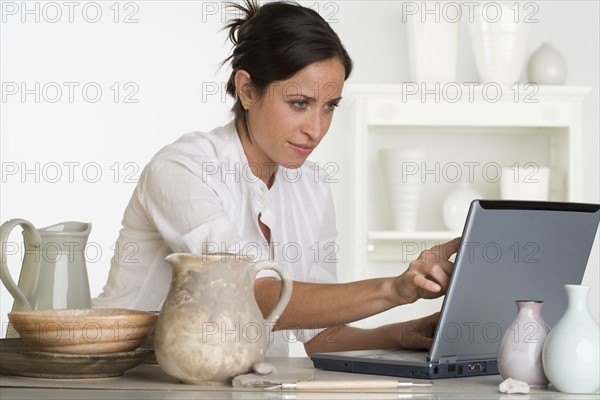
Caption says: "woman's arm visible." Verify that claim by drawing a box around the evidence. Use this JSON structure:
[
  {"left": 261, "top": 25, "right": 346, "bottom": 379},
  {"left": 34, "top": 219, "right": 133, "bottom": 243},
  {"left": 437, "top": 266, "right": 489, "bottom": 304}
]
[
  {"left": 303, "top": 312, "right": 440, "bottom": 356},
  {"left": 254, "top": 238, "right": 460, "bottom": 330},
  {"left": 255, "top": 277, "right": 398, "bottom": 329}
]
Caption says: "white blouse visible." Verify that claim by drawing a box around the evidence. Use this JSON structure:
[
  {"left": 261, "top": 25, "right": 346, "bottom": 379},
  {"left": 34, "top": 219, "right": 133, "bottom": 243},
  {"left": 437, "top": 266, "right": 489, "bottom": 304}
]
[{"left": 92, "top": 121, "right": 339, "bottom": 355}]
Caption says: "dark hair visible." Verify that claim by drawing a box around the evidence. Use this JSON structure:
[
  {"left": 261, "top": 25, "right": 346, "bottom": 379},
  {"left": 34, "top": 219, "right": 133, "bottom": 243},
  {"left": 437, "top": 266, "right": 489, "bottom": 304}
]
[{"left": 222, "top": 0, "right": 353, "bottom": 124}]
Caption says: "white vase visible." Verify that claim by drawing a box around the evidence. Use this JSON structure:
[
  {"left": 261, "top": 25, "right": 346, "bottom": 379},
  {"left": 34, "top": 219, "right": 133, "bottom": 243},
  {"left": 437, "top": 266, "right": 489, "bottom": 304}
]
[
  {"left": 469, "top": 4, "right": 531, "bottom": 84},
  {"left": 542, "top": 285, "right": 600, "bottom": 393},
  {"left": 406, "top": 15, "right": 458, "bottom": 84},
  {"left": 497, "top": 301, "right": 550, "bottom": 387},
  {"left": 379, "top": 149, "right": 427, "bottom": 231},
  {"left": 527, "top": 43, "right": 567, "bottom": 85},
  {"left": 442, "top": 183, "right": 481, "bottom": 232}
]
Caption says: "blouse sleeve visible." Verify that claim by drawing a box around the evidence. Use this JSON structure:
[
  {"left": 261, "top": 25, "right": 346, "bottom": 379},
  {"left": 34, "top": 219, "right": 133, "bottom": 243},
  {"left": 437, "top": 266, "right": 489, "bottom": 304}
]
[{"left": 139, "top": 156, "right": 243, "bottom": 253}]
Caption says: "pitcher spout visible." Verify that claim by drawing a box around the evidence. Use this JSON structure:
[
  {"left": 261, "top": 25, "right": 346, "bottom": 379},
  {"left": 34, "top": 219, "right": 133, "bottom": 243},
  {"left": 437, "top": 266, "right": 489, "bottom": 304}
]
[{"left": 165, "top": 253, "right": 187, "bottom": 268}]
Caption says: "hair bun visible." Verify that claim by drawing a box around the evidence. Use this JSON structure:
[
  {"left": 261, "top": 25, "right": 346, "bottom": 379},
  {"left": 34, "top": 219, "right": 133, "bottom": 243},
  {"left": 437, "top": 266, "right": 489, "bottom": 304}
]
[{"left": 223, "top": 0, "right": 260, "bottom": 45}]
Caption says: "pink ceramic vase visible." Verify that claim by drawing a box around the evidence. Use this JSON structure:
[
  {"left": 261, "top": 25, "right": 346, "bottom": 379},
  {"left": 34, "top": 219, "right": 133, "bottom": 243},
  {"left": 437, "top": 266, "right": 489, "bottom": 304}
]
[{"left": 497, "top": 301, "right": 550, "bottom": 387}]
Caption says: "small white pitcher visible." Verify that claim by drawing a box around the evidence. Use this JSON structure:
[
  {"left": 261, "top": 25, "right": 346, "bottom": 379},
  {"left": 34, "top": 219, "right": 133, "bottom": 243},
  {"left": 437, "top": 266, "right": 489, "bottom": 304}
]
[{"left": 1, "top": 219, "right": 92, "bottom": 337}]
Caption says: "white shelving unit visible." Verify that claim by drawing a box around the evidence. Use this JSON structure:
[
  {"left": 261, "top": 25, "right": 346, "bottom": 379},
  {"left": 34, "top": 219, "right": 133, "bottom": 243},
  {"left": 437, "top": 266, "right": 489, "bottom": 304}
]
[{"left": 331, "top": 84, "right": 590, "bottom": 328}]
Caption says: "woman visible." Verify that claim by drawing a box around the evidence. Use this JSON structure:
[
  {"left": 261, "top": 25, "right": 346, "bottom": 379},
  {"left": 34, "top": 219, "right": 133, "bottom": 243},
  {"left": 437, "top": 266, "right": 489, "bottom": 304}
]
[{"left": 93, "top": 0, "right": 460, "bottom": 356}]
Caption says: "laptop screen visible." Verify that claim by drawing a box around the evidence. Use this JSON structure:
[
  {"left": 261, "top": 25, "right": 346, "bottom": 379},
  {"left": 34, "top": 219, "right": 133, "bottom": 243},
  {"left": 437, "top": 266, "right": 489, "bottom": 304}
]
[{"left": 430, "top": 200, "right": 600, "bottom": 362}]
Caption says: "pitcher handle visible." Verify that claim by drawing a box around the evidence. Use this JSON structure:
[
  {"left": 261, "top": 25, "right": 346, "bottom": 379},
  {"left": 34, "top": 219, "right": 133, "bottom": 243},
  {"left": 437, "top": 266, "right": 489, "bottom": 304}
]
[
  {"left": 0, "top": 219, "right": 42, "bottom": 311},
  {"left": 252, "top": 260, "right": 293, "bottom": 325}
]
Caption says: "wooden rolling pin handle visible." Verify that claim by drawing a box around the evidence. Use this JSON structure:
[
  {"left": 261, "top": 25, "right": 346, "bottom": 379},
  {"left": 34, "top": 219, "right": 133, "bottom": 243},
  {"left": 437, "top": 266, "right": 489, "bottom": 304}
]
[{"left": 284, "top": 380, "right": 404, "bottom": 390}]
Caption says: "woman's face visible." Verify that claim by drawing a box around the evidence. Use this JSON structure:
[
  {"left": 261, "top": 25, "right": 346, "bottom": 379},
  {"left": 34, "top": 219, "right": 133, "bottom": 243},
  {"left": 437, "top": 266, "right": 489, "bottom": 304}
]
[{"left": 239, "top": 58, "right": 346, "bottom": 173}]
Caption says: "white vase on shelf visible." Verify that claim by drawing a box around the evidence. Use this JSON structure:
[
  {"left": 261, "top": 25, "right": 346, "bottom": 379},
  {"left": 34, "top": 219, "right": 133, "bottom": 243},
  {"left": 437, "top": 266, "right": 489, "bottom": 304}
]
[
  {"left": 406, "top": 10, "right": 458, "bottom": 84},
  {"left": 442, "top": 183, "right": 481, "bottom": 232},
  {"left": 468, "top": 3, "right": 531, "bottom": 84},
  {"left": 527, "top": 43, "right": 568, "bottom": 85},
  {"left": 379, "top": 149, "right": 427, "bottom": 231}
]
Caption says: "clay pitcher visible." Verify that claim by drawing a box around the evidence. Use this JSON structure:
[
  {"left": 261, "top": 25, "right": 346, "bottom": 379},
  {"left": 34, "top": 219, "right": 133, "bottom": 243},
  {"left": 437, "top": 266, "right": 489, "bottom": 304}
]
[{"left": 154, "top": 253, "right": 293, "bottom": 384}]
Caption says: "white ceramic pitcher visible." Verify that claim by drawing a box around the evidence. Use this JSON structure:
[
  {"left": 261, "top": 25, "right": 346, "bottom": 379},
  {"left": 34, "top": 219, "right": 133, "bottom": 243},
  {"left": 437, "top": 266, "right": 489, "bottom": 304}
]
[{"left": 1, "top": 219, "right": 92, "bottom": 336}]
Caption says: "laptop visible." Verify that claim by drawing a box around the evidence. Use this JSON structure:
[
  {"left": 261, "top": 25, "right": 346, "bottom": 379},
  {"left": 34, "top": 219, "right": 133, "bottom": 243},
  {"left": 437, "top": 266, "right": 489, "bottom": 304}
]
[{"left": 311, "top": 200, "right": 600, "bottom": 379}]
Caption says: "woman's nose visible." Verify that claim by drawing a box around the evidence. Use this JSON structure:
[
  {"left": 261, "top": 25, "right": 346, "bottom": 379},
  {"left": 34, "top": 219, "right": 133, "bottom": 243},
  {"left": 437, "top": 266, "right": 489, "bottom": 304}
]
[{"left": 302, "top": 111, "right": 324, "bottom": 140}]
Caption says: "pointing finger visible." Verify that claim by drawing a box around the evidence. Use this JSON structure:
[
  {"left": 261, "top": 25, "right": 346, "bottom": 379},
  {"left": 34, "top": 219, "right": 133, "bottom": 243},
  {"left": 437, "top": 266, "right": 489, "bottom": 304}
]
[{"left": 429, "top": 237, "right": 461, "bottom": 260}]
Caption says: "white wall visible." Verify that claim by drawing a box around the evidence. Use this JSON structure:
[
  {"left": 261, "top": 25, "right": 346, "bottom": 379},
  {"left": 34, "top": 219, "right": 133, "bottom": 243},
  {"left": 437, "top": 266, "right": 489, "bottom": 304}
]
[{"left": 1, "top": 1, "right": 598, "bottom": 340}]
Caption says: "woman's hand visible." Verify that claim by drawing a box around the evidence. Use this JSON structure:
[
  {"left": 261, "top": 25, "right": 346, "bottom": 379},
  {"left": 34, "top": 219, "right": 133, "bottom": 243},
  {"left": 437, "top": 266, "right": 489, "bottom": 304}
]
[
  {"left": 379, "top": 312, "right": 440, "bottom": 350},
  {"left": 393, "top": 238, "right": 461, "bottom": 305}
]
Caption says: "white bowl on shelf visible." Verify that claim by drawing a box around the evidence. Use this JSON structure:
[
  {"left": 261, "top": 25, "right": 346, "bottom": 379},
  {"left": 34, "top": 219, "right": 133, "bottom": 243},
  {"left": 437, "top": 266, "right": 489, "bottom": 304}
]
[{"left": 442, "top": 184, "right": 481, "bottom": 232}]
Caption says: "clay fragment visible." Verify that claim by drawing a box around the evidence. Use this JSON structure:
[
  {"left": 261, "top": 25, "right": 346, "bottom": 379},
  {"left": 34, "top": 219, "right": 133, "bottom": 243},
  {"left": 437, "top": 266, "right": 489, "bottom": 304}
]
[{"left": 499, "top": 377, "right": 530, "bottom": 394}]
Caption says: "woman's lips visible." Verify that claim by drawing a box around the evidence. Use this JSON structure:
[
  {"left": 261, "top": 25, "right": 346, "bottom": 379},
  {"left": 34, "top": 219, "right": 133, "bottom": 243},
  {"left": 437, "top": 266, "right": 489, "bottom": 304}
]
[{"left": 288, "top": 142, "right": 315, "bottom": 156}]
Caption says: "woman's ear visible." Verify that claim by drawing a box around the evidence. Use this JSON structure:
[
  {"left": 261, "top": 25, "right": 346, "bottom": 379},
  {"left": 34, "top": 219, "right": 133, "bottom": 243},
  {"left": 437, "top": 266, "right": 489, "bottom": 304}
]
[{"left": 234, "top": 69, "right": 257, "bottom": 109}]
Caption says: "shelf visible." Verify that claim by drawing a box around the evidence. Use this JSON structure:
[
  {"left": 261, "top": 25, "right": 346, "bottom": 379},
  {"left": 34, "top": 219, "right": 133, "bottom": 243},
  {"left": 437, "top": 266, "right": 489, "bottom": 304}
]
[{"left": 344, "top": 84, "right": 588, "bottom": 270}]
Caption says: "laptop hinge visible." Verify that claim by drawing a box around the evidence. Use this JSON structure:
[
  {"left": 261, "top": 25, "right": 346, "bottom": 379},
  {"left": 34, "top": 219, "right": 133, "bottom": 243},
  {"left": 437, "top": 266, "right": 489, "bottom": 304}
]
[{"left": 438, "top": 356, "right": 458, "bottom": 363}]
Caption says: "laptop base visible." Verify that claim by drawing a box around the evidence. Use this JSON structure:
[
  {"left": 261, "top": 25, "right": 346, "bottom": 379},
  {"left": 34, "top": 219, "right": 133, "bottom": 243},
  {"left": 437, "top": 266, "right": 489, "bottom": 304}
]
[{"left": 311, "top": 352, "right": 498, "bottom": 379}]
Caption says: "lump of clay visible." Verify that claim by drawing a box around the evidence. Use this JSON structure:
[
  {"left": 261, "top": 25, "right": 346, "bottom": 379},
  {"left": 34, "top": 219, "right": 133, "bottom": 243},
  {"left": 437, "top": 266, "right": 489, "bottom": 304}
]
[
  {"left": 499, "top": 377, "right": 530, "bottom": 394},
  {"left": 253, "top": 362, "right": 277, "bottom": 375}
]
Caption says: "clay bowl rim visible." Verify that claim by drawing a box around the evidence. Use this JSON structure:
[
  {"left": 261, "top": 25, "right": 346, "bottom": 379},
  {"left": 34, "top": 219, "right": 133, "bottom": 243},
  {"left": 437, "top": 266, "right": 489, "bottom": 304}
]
[
  {"left": 8, "top": 308, "right": 159, "bottom": 323},
  {"left": 8, "top": 308, "right": 158, "bottom": 355},
  {"left": 8, "top": 308, "right": 159, "bottom": 333}
]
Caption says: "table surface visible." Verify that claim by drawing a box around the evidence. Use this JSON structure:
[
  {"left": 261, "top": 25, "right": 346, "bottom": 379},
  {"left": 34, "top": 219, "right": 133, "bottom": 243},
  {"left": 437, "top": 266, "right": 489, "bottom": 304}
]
[{"left": 1, "top": 357, "right": 598, "bottom": 400}]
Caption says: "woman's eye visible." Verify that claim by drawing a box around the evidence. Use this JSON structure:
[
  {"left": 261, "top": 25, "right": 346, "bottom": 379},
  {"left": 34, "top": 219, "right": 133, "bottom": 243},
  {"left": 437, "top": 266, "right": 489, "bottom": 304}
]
[
  {"left": 325, "top": 102, "right": 340, "bottom": 111},
  {"left": 291, "top": 101, "right": 307, "bottom": 109}
]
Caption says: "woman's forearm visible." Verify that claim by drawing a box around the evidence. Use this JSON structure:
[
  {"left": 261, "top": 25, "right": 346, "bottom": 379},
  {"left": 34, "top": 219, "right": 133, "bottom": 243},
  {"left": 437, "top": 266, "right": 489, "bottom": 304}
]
[
  {"left": 303, "top": 325, "right": 394, "bottom": 356},
  {"left": 254, "top": 277, "right": 403, "bottom": 330}
]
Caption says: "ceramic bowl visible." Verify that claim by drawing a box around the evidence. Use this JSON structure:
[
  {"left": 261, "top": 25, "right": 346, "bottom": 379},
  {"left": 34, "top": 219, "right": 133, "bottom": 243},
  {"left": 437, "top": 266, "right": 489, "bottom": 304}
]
[
  {"left": 8, "top": 308, "right": 158, "bottom": 355},
  {"left": 0, "top": 338, "right": 154, "bottom": 379}
]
